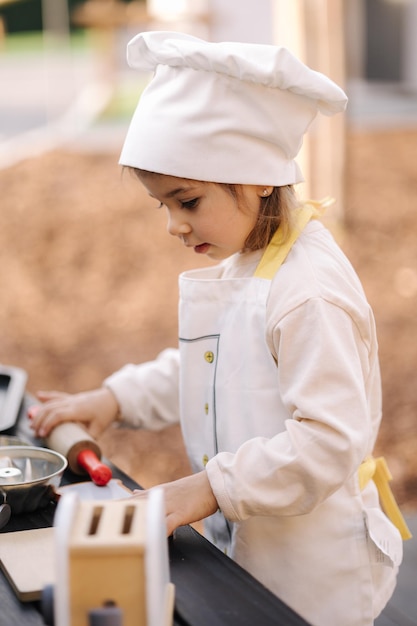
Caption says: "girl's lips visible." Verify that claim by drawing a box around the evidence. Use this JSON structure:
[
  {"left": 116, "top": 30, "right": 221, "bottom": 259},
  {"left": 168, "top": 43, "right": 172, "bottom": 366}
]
[{"left": 194, "top": 243, "right": 210, "bottom": 254}]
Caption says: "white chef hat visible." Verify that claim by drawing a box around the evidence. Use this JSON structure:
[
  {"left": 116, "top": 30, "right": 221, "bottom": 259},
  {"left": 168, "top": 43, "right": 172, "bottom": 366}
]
[{"left": 119, "top": 31, "right": 347, "bottom": 186}]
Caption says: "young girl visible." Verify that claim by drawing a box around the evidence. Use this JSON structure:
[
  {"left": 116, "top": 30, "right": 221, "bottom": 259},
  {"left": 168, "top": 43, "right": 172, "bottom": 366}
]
[{"left": 30, "top": 31, "right": 404, "bottom": 626}]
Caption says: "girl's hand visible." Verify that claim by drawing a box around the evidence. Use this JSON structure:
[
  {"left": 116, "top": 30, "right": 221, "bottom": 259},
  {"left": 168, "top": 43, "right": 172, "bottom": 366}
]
[
  {"left": 28, "top": 387, "right": 120, "bottom": 439},
  {"left": 133, "top": 471, "right": 218, "bottom": 536}
]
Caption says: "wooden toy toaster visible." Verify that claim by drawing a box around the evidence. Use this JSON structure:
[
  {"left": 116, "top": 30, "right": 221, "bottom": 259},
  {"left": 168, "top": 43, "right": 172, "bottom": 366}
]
[{"left": 48, "top": 489, "right": 174, "bottom": 626}]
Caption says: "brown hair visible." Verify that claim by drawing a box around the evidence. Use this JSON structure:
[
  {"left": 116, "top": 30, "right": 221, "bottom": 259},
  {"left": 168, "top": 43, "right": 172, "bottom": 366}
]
[
  {"left": 129, "top": 167, "right": 298, "bottom": 252},
  {"left": 220, "top": 184, "right": 298, "bottom": 251}
]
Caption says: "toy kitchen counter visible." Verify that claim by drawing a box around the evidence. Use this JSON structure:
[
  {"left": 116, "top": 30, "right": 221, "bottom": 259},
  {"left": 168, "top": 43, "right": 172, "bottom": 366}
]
[{"left": 0, "top": 390, "right": 309, "bottom": 626}]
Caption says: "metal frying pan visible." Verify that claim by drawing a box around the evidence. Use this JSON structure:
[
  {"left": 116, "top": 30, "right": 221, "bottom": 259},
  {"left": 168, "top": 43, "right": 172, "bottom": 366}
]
[{"left": 0, "top": 446, "right": 67, "bottom": 528}]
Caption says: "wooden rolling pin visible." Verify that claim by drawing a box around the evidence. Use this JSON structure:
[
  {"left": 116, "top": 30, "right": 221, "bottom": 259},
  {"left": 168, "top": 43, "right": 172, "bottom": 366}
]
[
  {"left": 46, "top": 422, "right": 112, "bottom": 486},
  {"left": 28, "top": 406, "right": 112, "bottom": 486}
]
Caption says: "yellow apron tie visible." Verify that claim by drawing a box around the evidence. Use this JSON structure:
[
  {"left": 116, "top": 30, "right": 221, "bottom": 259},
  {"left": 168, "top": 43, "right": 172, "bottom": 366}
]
[
  {"left": 359, "top": 457, "right": 412, "bottom": 540},
  {"left": 254, "top": 197, "right": 334, "bottom": 279},
  {"left": 254, "top": 201, "right": 412, "bottom": 542}
]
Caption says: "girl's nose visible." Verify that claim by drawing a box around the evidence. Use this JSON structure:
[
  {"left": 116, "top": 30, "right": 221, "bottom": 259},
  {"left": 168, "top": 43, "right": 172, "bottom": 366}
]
[{"left": 166, "top": 210, "right": 191, "bottom": 237}]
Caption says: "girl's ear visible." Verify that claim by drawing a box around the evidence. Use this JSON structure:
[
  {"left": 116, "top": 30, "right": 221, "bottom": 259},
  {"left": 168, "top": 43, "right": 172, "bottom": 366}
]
[{"left": 258, "top": 186, "right": 273, "bottom": 198}]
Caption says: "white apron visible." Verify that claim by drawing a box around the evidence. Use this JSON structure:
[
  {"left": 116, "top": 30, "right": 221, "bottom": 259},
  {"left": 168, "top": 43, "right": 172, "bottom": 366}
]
[{"left": 178, "top": 204, "right": 402, "bottom": 626}]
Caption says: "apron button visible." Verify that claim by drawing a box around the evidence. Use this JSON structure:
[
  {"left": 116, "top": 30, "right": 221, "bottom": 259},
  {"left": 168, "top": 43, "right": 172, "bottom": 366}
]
[
  {"left": 204, "top": 403, "right": 209, "bottom": 414},
  {"left": 204, "top": 351, "right": 214, "bottom": 363},
  {"left": 202, "top": 454, "right": 209, "bottom": 467}
]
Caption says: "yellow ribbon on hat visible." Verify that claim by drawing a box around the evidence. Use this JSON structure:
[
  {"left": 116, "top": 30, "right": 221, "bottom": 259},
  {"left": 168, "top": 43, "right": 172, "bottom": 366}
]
[
  {"left": 359, "top": 456, "right": 412, "bottom": 540},
  {"left": 254, "top": 197, "right": 334, "bottom": 280}
]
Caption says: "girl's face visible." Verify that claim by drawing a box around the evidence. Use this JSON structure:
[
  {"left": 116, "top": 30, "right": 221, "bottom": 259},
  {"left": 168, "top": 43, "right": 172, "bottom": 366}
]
[{"left": 138, "top": 173, "right": 264, "bottom": 261}]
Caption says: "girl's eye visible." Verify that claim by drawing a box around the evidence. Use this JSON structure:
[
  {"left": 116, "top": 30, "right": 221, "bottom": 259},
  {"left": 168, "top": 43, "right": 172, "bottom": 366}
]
[{"left": 181, "top": 198, "right": 199, "bottom": 210}]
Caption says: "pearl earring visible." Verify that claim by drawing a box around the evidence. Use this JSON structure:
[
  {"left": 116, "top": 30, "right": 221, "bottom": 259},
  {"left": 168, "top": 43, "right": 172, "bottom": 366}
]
[{"left": 262, "top": 188, "right": 269, "bottom": 196}]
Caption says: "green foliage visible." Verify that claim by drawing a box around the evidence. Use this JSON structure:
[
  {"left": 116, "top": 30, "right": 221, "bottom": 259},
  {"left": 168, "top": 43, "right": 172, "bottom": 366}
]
[
  {"left": 0, "top": 0, "right": 143, "bottom": 34},
  {"left": 2, "top": 29, "right": 89, "bottom": 54},
  {"left": 0, "top": 0, "right": 43, "bottom": 33}
]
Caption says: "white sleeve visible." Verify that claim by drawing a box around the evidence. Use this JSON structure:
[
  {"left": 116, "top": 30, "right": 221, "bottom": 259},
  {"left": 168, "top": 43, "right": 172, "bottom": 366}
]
[
  {"left": 206, "top": 297, "right": 380, "bottom": 521},
  {"left": 103, "top": 348, "right": 180, "bottom": 430}
]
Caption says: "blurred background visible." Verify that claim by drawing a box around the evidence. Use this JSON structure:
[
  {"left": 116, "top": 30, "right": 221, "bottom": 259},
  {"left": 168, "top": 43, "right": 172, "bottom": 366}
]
[{"left": 0, "top": 0, "right": 417, "bottom": 507}]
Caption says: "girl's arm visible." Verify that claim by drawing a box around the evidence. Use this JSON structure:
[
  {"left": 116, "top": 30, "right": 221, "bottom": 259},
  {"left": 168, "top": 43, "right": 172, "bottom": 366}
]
[
  {"left": 30, "top": 348, "right": 181, "bottom": 438},
  {"left": 206, "top": 297, "right": 378, "bottom": 521},
  {"left": 104, "top": 348, "right": 180, "bottom": 430}
]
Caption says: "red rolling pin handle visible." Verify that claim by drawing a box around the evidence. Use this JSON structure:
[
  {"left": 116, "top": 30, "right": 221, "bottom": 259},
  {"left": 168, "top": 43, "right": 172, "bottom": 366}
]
[
  {"left": 27, "top": 405, "right": 112, "bottom": 486},
  {"left": 76, "top": 449, "right": 112, "bottom": 486}
]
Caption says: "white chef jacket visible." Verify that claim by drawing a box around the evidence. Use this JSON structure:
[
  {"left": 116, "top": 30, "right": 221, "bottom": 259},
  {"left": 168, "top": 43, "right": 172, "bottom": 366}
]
[{"left": 105, "top": 216, "right": 402, "bottom": 626}]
